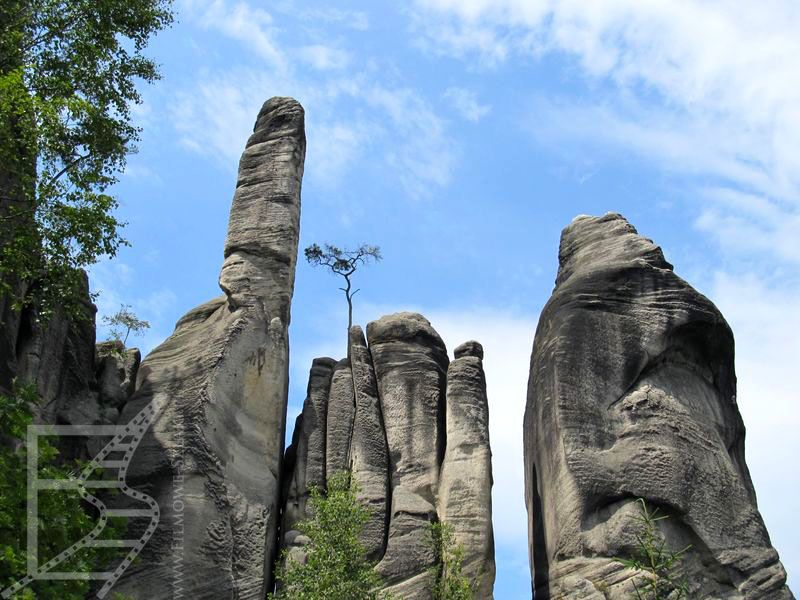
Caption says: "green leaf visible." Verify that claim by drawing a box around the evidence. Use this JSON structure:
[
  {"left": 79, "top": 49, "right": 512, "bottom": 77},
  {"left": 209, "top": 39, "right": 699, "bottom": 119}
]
[{"left": 0, "top": 0, "right": 174, "bottom": 318}]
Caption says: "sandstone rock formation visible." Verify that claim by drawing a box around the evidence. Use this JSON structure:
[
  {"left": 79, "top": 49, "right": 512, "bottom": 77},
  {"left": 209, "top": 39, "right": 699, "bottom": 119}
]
[
  {"left": 112, "top": 97, "right": 305, "bottom": 599},
  {"left": 439, "top": 341, "right": 495, "bottom": 599},
  {"left": 96, "top": 340, "right": 141, "bottom": 410},
  {"left": 281, "top": 314, "right": 495, "bottom": 599},
  {"left": 326, "top": 358, "right": 356, "bottom": 478},
  {"left": 368, "top": 312, "right": 449, "bottom": 597},
  {"left": 348, "top": 325, "right": 390, "bottom": 562},
  {"left": 13, "top": 273, "right": 97, "bottom": 427},
  {"left": 524, "top": 213, "right": 793, "bottom": 599},
  {"left": 281, "top": 357, "right": 335, "bottom": 558},
  {"left": 0, "top": 271, "right": 142, "bottom": 461}
]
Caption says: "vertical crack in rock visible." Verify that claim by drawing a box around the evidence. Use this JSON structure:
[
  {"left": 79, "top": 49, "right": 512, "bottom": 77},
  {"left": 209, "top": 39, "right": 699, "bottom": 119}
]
[
  {"left": 280, "top": 356, "right": 335, "bottom": 560},
  {"left": 326, "top": 358, "right": 356, "bottom": 478},
  {"left": 281, "top": 316, "right": 497, "bottom": 599},
  {"left": 438, "top": 341, "right": 496, "bottom": 599},
  {"left": 3, "top": 272, "right": 135, "bottom": 462},
  {"left": 524, "top": 213, "right": 794, "bottom": 600},
  {"left": 348, "top": 325, "right": 390, "bottom": 562},
  {"left": 367, "top": 312, "right": 448, "bottom": 599},
  {"left": 112, "top": 97, "right": 305, "bottom": 600}
]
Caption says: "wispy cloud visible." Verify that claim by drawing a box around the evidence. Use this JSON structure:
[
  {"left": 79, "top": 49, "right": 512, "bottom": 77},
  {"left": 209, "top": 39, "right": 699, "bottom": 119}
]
[
  {"left": 185, "top": 0, "right": 287, "bottom": 71},
  {"left": 710, "top": 271, "right": 800, "bottom": 581},
  {"left": 170, "top": 0, "right": 458, "bottom": 198},
  {"left": 171, "top": 68, "right": 274, "bottom": 170},
  {"left": 122, "top": 161, "right": 163, "bottom": 183},
  {"left": 413, "top": 0, "right": 800, "bottom": 253},
  {"left": 289, "top": 5, "right": 370, "bottom": 31},
  {"left": 90, "top": 260, "right": 177, "bottom": 355},
  {"left": 365, "top": 85, "right": 457, "bottom": 196},
  {"left": 443, "top": 87, "right": 491, "bottom": 122},
  {"left": 298, "top": 44, "right": 351, "bottom": 71},
  {"left": 696, "top": 187, "right": 800, "bottom": 265}
]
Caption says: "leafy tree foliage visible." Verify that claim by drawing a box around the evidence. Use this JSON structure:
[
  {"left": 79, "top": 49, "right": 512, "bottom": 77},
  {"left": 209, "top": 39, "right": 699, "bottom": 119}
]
[
  {"left": 102, "top": 304, "right": 149, "bottom": 345},
  {"left": 271, "top": 471, "right": 391, "bottom": 600},
  {"left": 304, "top": 243, "right": 382, "bottom": 332},
  {"left": 428, "top": 521, "right": 477, "bottom": 600},
  {"left": 0, "top": 0, "right": 174, "bottom": 318},
  {"left": 0, "top": 381, "right": 128, "bottom": 599},
  {"left": 615, "top": 498, "right": 691, "bottom": 599}
]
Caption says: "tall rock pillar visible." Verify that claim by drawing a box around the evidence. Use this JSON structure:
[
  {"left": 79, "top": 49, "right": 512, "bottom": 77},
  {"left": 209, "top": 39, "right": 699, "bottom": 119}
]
[
  {"left": 348, "top": 325, "right": 390, "bottom": 562},
  {"left": 524, "top": 213, "right": 793, "bottom": 599},
  {"left": 438, "top": 341, "right": 495, "bottom": 598},
  {"left": 280, "top": 315, "right": 497, "bottom": 599},
  {"left": 367, "top": 312, "right": 449, "bottom": 598},
  {"left": 115, "top": 97, "right": 305, "bottom": 599}
]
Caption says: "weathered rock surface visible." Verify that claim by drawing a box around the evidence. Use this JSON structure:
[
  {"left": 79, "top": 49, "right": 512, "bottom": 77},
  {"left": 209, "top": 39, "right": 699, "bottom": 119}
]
[
  {"left": 348, "top": 325, "right": 390, "bottom": 562},
  {"left": 2, "top": 273, "right": 131, "bottom": 462},
  {"left": 282, "top": 357, "right": 335, "bottom": 544},
  {"left": 14, "top": 273, "right": 98, "bottom": 426},
  {"left": 524, "top": 213, "right": 793, "bottom": 599},
  {"left": 368, "top": 312, "right": 448, "bottom": 598},
  {"left": 439, "top": 341, "right": 495, "bottom": 598},
  {"left": 281, "top": 314, "right": 495, "bottom": 599},
  {"left": 113, "top": 97, "right": 306, "bottom": 599},
  {"left": 96, "top": 340, "right": 141, "bottom": 408},
  {"left": 0, "top": 271, "right": 142, "bottom": 469},
  {"left": 326, "top": 358, "right": 355, "bottom": 478}
]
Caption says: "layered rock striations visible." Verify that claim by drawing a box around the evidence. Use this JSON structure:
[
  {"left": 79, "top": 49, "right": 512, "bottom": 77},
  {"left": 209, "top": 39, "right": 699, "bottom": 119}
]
[
  {"left": 349, "top": 325, "right": 390, "bottom": 562},
  {"left": 113, "top": 97, "right": 305, "bottom": 599},
  {"left": 0, "top": 271, "right": 141, "bottom": 459},
  {"left": 439, "top": 341, "right": 495, "bottom": 599},
  {"left": 281, "top": 313, "right": 496, "bottom": 599},
  {"left": 369, "top": 312, "right": 449, "bottom": 597},
  {"left": 281, "top": 357, "right": 336, "bottom": 559},
  {"left": 524, "top": 213, "right": 793, "bottom": 599}
]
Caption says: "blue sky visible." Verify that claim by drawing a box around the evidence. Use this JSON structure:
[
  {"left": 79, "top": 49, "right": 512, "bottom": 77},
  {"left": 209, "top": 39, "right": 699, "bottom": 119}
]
[{"left": 91, "top": 1, "right": 799, "bottom": 596}]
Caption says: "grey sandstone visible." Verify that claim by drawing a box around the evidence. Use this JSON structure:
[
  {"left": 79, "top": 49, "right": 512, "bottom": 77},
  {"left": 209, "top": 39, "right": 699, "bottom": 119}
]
[
  {"left": 524, "top": 213, "right": 793, "bottom": 599},
  {"left": 113, "top": 97, "right": 306, "bottom": 599}
]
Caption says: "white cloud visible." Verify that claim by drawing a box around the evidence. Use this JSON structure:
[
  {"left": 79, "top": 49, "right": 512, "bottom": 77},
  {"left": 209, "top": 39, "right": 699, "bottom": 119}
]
[
  {"left": 184, "top": 0, "right": 287, "bottom": 72},
  {"left": 695, "top": 188, "right": 800, "bottom": 264},
  {"left": 171, "top": 0, "right": 458, "bottom": 198},
  {"left": 122, "top": 161, "right": 163, "bottom": 183},
  {"left": 171, "top": 68, "right": 274, "bottom": 170},
  {"left": 443, "top": 87, "right": 491, "bottom": 122},
  {"left": 290, "top": 300, "right": 537, "bottom": 559},
  {"left": 298, "top": 44, "right": 351, "bottom": 70},
  {"left": 413, "top": 0, "right": 800, "bottom": 260},
  {"left": 308, "top": 120, "right": 372, "bottom": 188},
  {"left": 90, "top": 260, "right": 176, "bottom": 355},
  {"left": 363, "top": 85, "right": 457, "bottom": 196},
  {"left": 526, "top": 96, "right": 780, "bottom": 200},
  {"left": 290, "top": 6, "right": 370, "bottom": 31},
  {"left": 710, "top": 271, "right": 800, "bottom": 586}
]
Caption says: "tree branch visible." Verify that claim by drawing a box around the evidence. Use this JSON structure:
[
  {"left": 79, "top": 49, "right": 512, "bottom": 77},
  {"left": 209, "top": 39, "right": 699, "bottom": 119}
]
[{"left": 44, "top": 152, "right": 93, "bottom": 188}]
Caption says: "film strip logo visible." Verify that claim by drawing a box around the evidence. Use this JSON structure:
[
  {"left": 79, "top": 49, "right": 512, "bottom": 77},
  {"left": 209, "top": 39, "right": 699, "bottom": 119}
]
[{"left": 2, "top": 397, "right": 166, "bottom": 599}]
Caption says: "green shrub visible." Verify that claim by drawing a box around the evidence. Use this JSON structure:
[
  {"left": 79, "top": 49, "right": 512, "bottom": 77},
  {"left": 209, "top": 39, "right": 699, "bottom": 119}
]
[
  {"left": 615, "top": 498, "right": 691, "bottom": 600},
  {"left": 428, "top": 521, "right": 477, "bottom": 600},
  {"left": 271, "top": 471, "right": 390, "bottom": 600},
  {"left": 0, "top": 381, "right": 128, "bottom": 599}
]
